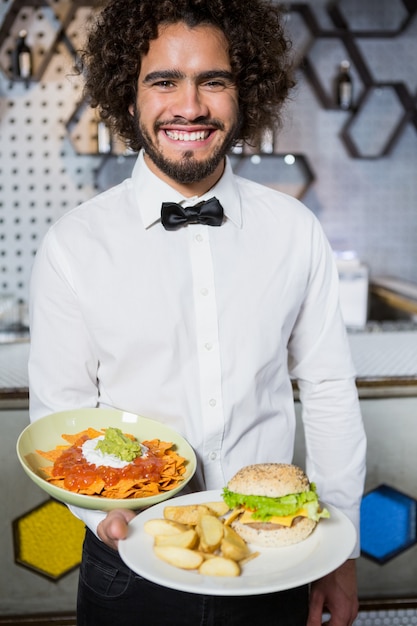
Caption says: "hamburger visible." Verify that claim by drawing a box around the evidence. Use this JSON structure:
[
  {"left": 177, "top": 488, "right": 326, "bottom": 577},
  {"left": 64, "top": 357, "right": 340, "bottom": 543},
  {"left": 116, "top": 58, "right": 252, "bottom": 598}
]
[{"left": 222, "top": 463, "right": 329, "bottom": 547}]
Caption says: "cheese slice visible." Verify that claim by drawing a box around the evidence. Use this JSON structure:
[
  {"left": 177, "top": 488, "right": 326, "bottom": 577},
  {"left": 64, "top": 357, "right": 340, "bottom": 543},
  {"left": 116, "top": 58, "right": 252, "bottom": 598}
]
[{"left": 238, "top": 508, "right": 309, "bottom": 527}]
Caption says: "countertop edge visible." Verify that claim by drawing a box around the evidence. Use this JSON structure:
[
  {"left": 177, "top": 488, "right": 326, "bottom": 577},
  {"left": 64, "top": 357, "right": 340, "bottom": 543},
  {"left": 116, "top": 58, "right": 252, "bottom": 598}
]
[{"left": 4, "top": 376, "right": 417, "bottom": 410}]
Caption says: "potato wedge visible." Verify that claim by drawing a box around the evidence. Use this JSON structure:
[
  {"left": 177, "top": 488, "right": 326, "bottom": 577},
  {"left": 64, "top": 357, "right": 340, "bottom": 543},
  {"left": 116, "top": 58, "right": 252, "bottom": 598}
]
[
  {"left": 154, "top": 546, "right": 203, "bottom": 570},
  {"left": 164, "top": 504, "right": 211, "bottom": 526},
  {"left": 221, "top": 525, "right": 251, "bottom": 561},
  {"left": 204, "top": 501, "right": 230, "bottom": 517},
  {"left": 199, "top": 556, "right": 240, "bottom": 577},
  {"left": 197, "top": 551, "right": 217, "bottom": 560},
  {"left": 224, "top": 507, "right": 244, "bottom": 526},
  {"left": 198, "top": 514, "right": 224, "bottom": 553},
  {"left": 239, "top": 551, "right": 260, "bottom": 566},
  {"left": 154, "top": 529, "right": 198, "bottom": 549},
  {"left": 144, "top": 518, "right": 188, "bottom": 537}
]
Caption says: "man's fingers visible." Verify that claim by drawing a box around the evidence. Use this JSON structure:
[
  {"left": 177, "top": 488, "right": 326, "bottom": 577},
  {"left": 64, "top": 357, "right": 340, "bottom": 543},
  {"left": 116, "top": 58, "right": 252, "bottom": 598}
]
[{"left": 98, "top": 509, "right": 136, "bottom": 548}]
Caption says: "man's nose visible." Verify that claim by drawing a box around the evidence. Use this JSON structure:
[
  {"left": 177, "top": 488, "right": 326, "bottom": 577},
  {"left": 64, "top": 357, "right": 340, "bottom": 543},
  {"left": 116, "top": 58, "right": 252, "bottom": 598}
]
[{"left": 171, "top": 83, "right": 209, "bottom": 120}]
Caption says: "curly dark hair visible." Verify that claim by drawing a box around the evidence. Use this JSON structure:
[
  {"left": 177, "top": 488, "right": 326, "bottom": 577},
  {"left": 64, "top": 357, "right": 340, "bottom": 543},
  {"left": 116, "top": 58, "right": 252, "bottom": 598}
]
[{"left": 81, "top": 0, "right": 295, "bottom": 151}]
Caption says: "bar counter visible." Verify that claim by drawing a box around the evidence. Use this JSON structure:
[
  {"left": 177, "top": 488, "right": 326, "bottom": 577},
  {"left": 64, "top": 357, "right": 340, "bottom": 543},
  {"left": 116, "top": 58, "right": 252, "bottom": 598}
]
[{"left": 2, "top": 325, "right": 416, "bottom": 407}]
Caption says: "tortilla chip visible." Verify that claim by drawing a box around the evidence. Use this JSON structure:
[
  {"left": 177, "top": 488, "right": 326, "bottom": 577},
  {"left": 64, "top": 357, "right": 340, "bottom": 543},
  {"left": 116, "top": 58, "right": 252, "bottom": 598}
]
[
  {"left": 36, "top": 445, "right": 68, "bottom": 462},
  {"left": 36, "top": 428, "right": 187, "bottom": 500},
  {"left": 62, "top": 428, "right": 103, "bottom": 446}
]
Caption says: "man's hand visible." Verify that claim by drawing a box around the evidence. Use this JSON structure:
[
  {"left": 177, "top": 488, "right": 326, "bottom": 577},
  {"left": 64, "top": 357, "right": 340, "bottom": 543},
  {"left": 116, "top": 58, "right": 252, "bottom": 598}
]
[
  {"left": 97, "top": 509, "right": 137, "bottom": 551},
  {"left": 307, "top": 559, "right": 359, "bottom": 626}
]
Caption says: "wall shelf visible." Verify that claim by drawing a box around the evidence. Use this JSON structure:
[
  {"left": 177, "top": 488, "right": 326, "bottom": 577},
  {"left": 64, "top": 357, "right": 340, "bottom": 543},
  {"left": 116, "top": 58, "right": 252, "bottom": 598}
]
[
  {"left": 0, "top": 0, "right": 64, "bottom": 85},
  {"left": 292, "top": 1, "right": 417, "bottom": 158}
]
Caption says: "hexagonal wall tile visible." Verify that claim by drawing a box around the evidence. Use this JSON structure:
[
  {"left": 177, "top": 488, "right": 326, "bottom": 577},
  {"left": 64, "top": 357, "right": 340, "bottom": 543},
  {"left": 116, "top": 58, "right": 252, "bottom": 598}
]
[
  {"left": 337, "top": 0, "right": 411, "bottom": 35},
  {"left": 303, "top": 35, "right": 367, "bottom": 111},
  {"left": 341, "top": 83, "right": 413, "bottom": 158},
  {"left": 13, "top": 499, "right": 85, "bottom": 580},
  {"left": 0, "top": 0, "right": 63, "bottom": 85},
  {"left": 360, "top": 484, "right": 417, "bottom": 564},
  {"left": 229, "top": 153, "right": 315, "bottom": 200}
]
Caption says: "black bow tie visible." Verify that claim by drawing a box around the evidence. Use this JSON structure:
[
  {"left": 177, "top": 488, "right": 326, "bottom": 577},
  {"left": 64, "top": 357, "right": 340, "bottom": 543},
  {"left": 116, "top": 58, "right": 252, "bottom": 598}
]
[{"left": 161, "top": 197, "right": 224, "bottom": 230}]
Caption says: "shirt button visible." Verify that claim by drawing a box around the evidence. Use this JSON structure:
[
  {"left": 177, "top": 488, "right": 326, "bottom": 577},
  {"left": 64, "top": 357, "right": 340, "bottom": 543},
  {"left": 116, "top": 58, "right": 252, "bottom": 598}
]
[
  {"left": 195, "top": 234, "right": 204, "bottom": 243},
  {"left": 209, "top": 398, "right": 217, "bottom": 407},
  {"left": 209, "top": 451, "right": 217, "bottom": 461},
  {"left": 204, "top": 342, "right": 213, "bottom": 351},
  {"left": 200, "top": 287, "right": 209, "bottom": 296}
]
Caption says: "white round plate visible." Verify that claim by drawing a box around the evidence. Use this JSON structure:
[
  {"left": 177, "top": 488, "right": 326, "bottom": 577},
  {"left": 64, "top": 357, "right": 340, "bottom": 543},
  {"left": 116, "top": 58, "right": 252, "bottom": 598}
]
[{"left": 119, "top": 489, "right": 357, "bottom": 596}]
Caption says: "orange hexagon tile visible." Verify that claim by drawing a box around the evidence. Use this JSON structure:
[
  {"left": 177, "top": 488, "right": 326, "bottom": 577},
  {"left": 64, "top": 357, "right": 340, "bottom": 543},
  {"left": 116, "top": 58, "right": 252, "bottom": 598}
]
[{"left": 13, "top": 499, "right": 85, "bottom": 580}]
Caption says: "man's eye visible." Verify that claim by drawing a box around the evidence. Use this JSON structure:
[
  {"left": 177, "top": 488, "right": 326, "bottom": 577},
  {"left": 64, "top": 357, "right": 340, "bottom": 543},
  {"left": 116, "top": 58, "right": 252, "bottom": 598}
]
[
  {"left": 203, "top": 81, "right": 226, "bottom": 90},
  {"left": 202, "top": 79, "right": 235, "bottom": 91},
  {"left": 154, "top": 80, "right": 175, "bottom": 88}
]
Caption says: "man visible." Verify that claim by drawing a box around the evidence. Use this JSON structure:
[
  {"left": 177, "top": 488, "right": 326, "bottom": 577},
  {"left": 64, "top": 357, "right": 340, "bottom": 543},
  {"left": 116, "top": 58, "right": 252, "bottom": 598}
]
[{"left": 28, "top": 0, "right": 366, "bottom": 624}]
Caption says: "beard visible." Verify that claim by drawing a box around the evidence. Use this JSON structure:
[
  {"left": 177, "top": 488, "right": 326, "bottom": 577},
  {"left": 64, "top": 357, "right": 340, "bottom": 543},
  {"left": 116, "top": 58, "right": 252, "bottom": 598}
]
[{"left": 133, "top": 110, "right": 241, "bottom": 185}]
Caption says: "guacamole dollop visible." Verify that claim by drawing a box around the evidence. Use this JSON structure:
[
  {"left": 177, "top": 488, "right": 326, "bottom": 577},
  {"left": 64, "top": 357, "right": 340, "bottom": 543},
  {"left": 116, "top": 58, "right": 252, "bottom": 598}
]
[{"left": 95, "top": 427, "right": 142, "bottom": 462}]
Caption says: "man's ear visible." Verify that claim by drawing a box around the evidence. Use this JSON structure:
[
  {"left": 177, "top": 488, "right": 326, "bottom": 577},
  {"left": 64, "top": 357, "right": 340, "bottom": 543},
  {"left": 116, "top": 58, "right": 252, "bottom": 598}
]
[{"left": 128, "top": 103, "right": 134, "bottom": 116}]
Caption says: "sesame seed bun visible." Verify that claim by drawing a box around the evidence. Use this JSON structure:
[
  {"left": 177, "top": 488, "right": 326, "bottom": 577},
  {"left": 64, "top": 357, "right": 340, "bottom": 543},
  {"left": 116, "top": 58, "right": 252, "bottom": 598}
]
[{"left": 227, "top": 463, "right": 310, "bottom": 498}]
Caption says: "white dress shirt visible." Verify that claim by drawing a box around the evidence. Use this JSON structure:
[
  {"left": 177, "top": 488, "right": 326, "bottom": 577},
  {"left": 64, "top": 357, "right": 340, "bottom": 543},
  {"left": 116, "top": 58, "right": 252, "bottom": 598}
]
[{"left": 29, "top": 150, "right": 366, "bottom": 555}]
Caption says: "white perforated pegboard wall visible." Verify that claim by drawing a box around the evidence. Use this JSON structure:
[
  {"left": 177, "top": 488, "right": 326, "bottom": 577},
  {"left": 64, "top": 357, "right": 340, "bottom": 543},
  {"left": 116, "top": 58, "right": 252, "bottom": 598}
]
[
  {"left": 0, "top": 0, "right": 102, "bottom": 311},
  {"left": 0, "top": 0, "right": 416, "bottom": 314}
]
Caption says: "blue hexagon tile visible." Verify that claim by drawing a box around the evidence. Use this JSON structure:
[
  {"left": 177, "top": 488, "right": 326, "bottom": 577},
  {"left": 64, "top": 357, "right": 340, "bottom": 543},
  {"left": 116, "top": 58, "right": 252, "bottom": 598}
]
[{"left": 360, "top": 484, "right": 417, "bottom": 564}]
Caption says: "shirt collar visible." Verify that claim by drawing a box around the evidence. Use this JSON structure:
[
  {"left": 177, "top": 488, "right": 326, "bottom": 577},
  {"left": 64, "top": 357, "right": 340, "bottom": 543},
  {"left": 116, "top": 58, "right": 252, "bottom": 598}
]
[{"left": 132, "top": 150, "right": 242, "bottom": 229}]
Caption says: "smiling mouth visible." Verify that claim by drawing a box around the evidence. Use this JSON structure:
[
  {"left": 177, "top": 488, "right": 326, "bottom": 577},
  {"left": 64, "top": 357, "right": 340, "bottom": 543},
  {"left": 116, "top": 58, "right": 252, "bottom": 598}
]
[{"left": 164, "top": 129, "right": 211, "bottom": 142}]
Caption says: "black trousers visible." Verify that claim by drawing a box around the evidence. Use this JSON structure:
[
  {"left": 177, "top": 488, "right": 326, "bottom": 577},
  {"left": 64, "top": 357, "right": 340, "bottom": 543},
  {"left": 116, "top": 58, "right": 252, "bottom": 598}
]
[{"left": 77, "top": 529, "right": 309, "bottom": 626}]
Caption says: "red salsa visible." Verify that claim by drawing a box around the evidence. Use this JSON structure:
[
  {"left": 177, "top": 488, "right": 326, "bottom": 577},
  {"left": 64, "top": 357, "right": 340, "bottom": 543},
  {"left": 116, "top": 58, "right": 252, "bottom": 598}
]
[{"left": 52, "top": 435, "right": 167, "bottom": 492}]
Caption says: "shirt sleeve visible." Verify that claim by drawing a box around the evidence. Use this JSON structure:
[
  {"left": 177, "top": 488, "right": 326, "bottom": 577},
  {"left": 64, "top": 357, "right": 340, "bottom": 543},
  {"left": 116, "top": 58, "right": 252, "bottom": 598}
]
[
  {"left": 29, "top": 229, "right": 104, "bottom": 537},
  {"left": 297, "top": 377, "right": 366, "bottom": 557},
  {"left": 288, "top": 216, "right": 366, "bottom": 558},
  {"left": 68, "top": 505, "right": 107, "bottom": 539},
  {"left": 28, "top": 228, "right": 99, "bottom": 420}
]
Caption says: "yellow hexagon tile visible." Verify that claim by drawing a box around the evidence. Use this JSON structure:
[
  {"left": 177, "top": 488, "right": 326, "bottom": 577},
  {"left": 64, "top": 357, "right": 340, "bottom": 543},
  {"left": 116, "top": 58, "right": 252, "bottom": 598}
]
[{"left": 13, "top": 499, "right": 85, "bottom": 580}]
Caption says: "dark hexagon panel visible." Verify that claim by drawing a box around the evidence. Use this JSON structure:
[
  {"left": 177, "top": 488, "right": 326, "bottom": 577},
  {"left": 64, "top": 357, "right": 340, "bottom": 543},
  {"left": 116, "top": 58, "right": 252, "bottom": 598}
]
[
  {"left": 281, "top": 5, "right": 318, "bottom": 69},
  {"left": 66, "top": 96, "right": 132, "bottom": 157},
  {"left": 229, "top": 152, "right": 315, "bottom": 200},
  {"left": 96, "top": 154, "right": 136, "bottom": 192},
  {"left": 66, "top": 97, "right": 105, "bottom": 156},
  {"left": 341, "top": 83, "right": 414, "bottom": 158},
  {"left": 336, "top": 0, "right": 414, "bottom": 35},
  {"left": 360, "top": 484, "right": 417, "bottom": 565},
  {"left": 303, "top": 35, "right": 366, "bottom": 111},
  {"left": 0, "top": 0, "right": 63, "bottom": 86},
  {"left": 54, "top": 0, "right": 101, "bottom": 67}
]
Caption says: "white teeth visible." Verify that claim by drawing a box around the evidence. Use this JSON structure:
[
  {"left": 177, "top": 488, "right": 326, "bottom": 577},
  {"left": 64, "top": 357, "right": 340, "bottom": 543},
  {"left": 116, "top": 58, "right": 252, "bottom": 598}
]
[{"left": 165, "top": 130, "right": 209, "bottom": 141}]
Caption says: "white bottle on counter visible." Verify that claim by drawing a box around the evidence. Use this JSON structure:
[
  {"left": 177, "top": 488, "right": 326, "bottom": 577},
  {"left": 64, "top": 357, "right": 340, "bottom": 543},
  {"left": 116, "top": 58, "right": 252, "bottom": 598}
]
[{"left": 335, "top": 252, "right": 369, "bottom": 329}]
